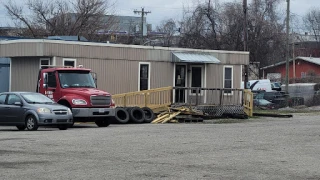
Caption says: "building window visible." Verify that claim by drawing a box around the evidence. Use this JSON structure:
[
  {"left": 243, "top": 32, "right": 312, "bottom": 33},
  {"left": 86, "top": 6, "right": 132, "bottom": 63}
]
[
  {"left": 63, "top": 58, "right": 76, "bottom": 67},
  {"left": 139, "top": 62, "right": 150, "bottom": 91},
  {"left": 40, "top": 58, "right": 51, "bottom": 68},
  {"left": 223, "top": 66, "right": 233, "bottom": 95},
  {"left": 301, "top": 72, "right": 307, "bottom": 78},
  {"left": 191, "top": 66, "right": 202, "bottom": 94}
]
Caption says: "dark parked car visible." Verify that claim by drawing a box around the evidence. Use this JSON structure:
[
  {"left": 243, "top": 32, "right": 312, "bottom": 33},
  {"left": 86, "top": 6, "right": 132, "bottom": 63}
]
[
  {"left": 255, "top": 91, "right": 288, "bottom": 107},
  {"left": 0, "top": 92, "right": 73, "bottom": 131},
  {"left": 271, "top": 82, "right": 282, "bottom": 91},
  {"left": 253, "top": 99, "right": 279, "bottom": 109}
]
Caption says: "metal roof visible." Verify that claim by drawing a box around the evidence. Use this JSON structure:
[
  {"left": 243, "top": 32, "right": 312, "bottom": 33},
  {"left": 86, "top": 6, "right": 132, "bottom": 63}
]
[
  {"left": 171, "top": 51, "right": 221, "bottom": 64},
  {"left": 47, "top": 36, "right": 88, "bottom": 41},
  {"left": 299, "top": 57, "right": 320, "bottom": 65},
  {"left": 261, "top": 56, "right": 320, "bottom": 70}
]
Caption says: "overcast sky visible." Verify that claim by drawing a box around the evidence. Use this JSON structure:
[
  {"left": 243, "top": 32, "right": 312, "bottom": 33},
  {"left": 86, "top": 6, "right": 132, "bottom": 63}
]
[{"left": 1, "top": 0, "right": 320, "bottom": 30}]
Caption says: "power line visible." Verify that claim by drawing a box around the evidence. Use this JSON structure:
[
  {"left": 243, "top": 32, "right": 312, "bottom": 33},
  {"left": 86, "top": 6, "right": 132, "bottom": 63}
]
[{"left": 133, "top": 7, "right": 151, "bottom": 45}]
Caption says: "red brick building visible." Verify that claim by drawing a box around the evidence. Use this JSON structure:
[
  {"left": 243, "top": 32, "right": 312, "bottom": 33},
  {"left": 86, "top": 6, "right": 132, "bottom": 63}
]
[{"left": 261, "top": 56, "right": 320, "bottom": 81}]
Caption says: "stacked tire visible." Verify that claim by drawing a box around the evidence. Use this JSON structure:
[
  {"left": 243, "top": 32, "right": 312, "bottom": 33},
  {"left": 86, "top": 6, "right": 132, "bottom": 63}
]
[
  {"left": 112, "top": 106, "right": 155, "bottom": 124},
  {"left": 113, "top": 107, "right": 130, "bottom": 124}
]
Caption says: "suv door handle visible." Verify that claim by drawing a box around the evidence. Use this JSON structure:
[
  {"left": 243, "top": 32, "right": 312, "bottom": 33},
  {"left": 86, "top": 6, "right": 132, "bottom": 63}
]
[{"left": 5, "top": 107, "right": 11, "bottom": 109}]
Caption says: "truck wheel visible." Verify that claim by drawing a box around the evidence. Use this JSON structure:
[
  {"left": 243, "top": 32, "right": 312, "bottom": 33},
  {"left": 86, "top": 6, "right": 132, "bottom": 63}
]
[
  {"left": 95, "top": 118, "right": 110, "bottom": 127},
  {"left": 25, "top": 115, "right": 39, "bottom": 131}
]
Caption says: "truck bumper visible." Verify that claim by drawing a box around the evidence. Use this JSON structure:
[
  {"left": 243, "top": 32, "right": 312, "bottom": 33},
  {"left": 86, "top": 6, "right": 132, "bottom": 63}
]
[{"left": 71, "top": 108, "right": 115, "bottom": 117}]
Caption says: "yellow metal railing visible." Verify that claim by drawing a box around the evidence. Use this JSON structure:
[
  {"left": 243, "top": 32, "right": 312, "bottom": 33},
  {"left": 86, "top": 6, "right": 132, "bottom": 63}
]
[
  {"left": 243, "top": 89, "right": 253, "bottom": 117},
  {"left": 112, "top": 86, "right": 173, "bottom": 110}
]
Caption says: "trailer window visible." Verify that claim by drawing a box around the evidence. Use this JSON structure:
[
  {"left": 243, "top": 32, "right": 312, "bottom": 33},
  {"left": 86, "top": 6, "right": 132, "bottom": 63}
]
[{"left": 223, "top": 66, "right": 233, "bottom": 94}]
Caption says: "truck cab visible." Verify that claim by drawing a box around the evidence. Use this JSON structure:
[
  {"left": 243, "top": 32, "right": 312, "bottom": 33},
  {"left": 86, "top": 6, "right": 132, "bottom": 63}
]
[{"left": 36, "top": 65, "right": 115, "bottom": 127}]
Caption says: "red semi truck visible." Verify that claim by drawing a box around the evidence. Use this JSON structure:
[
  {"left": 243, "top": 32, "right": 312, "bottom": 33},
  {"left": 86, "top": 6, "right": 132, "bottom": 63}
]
[{"left": 36, "top": 65, "right": 116, "bottom": 127}]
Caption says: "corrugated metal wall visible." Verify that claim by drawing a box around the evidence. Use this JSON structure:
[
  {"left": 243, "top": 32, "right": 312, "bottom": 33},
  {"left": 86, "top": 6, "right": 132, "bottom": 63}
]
[
  {"left": 11, "top": 57, "right": 39, "bottom": 92},
  {"left": 1, "top": 40, "right": 249, "bottom": 65},
  {"left": 1, "top": 40, "right": 249, "bottom": 98},
  {"left": 0, "top": 42, "right": 44, "bottom": 57},
  {"left": 55, "top": 57, "right": 174, "bottom": 94},
  {"left": 205, "top": 64, "right": 242, "bottom": 105},
  {"left": 0, "top": 58, "right": 10, "bottom": 92}
]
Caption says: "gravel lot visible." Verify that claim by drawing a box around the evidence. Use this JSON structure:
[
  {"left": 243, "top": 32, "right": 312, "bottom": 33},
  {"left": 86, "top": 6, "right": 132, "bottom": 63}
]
[{"left": 1, "top": 113, "right": 320, "bottom": 180}]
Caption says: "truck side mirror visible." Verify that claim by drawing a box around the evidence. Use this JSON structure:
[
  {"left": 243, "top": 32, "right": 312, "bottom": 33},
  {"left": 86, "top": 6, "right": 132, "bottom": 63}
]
[{"left": 43, "top": 73, "right": 48, "bottom": 89}]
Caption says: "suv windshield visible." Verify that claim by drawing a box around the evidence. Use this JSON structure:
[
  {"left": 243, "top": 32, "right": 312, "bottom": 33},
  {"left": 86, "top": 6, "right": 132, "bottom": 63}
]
[
  {"left": 22, "top": 93, "right": 54, "bottom": 104},
  {"left": 58, "top": 70, "right": 96, "bottom": 88}
]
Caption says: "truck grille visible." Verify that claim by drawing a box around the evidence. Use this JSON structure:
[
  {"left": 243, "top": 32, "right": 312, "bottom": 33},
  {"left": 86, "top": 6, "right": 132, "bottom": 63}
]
[
  {"left": 53, "top": 110, "right": 68, "bottom": 115},
  {"left": 91, "top": 95, "right": 111, "bottom": 106}
]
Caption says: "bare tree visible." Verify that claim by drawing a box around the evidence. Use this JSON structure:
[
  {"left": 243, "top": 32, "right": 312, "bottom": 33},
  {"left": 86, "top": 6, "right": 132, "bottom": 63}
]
[
  {"left": 303, "top": 8, "right": 320, "bottom": 42},
  {"left": 178, "top": 1, "right": 222, "bottom": 49},
  {"left": 177, "top": 0, "right": 286, "bottom": 68},
  {"left": 156, "top": 18, "right": 178, "bottom": 47},
  {"left": 2, "top": 0, "right": 117, "bottom": 41}
]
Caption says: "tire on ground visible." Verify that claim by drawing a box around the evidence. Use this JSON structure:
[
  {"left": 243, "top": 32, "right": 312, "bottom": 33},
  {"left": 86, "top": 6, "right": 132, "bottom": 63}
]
[
  {"left": 127, "top": 107, "right": 145, "bottom": 123},
  {"left": 141, "top": 107, "right": 155, "bottom": 123},
  {"left": 114, "top": 107, "right": 130, "bottom": 124}
]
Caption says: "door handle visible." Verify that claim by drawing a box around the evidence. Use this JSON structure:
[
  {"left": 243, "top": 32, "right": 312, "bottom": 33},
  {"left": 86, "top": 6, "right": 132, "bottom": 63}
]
[{"left": 5, "top": 107, "right": 11, "bottom": 109}]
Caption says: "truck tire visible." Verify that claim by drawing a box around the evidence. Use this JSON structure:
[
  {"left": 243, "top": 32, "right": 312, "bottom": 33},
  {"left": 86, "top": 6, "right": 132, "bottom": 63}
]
[
  {"left": 141, "top": 107, "right": 155, "bottom": 123},
  {"left": 127, "top": 107, "right": 145, "bottom": 123},
  {"left": 95, "top": 118, "right": 111, "bottom": 127},
  {"left": 114, "top": 107, "right": 130, "bottom": 124}
]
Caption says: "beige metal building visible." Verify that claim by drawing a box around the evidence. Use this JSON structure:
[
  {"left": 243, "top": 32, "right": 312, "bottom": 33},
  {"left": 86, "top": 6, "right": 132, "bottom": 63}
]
[{"left": 0, "top": 39, "right": 249, "bottom": 104}]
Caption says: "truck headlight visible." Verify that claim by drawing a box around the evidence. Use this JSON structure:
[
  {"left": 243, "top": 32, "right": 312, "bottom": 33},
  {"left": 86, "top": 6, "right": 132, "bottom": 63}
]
[
  {"left": 72, "top": 99, "right": 87, "bottom": 105},
  {"left": 37, "top": 108, "right": 51, "bottom": 114}
]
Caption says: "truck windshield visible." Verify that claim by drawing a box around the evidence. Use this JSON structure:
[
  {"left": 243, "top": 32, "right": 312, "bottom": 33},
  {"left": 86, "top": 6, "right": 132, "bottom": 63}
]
[{"left": 58, "top": 70, "right": 96, "bottom": 88}]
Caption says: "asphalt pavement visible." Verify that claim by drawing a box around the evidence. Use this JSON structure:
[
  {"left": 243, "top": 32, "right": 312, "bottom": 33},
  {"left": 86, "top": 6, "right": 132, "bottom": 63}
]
[{"left": 1, "top": 114, "right": 320, "bottom": 180}]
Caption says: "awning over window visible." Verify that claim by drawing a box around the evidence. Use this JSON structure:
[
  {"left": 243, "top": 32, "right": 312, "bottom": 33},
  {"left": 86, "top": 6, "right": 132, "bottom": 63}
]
[{"left": 171, "top": 51, "right": 221, "bottom": 64}]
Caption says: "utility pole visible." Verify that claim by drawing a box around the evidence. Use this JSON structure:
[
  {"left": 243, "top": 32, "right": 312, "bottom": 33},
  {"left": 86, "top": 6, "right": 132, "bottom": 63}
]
[
  {"left": 243, "top": 0, "right": 249, "bottom": 89},
  {"left": 292, "top": 29, "right": 295, "bottom": 80},
  {"left": 134, "top": 7, "right": 151, "bottom": 45},
  {"left": 285, "top": 0, "right": 290, "bottom": 95}
]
